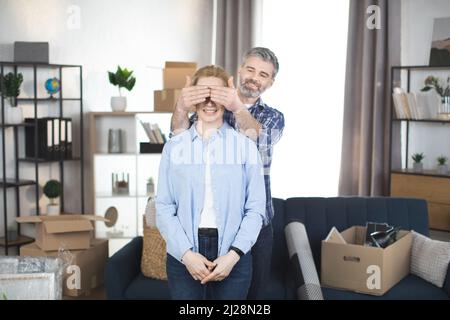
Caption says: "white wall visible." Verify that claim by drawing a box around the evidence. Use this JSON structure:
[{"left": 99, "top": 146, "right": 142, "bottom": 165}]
[
  {"left": 401, "top": 0, "right": 450, "bottom": 170},
  {"left": 0, "top": 0, "right": 213, "bottom": 253}
]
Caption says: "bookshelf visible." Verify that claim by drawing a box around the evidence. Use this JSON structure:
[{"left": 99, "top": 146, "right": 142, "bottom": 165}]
[
  {"left": 0, "top": 61, "right": 85, "bottom": 254},
  {"left": 389, "top": 65, "right": 450, "bottom": 231},
  {"left": 89, "top": 111, "right": 171, "bottom": 256}
]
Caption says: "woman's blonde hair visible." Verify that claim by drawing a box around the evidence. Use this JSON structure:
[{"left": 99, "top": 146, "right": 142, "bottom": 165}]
[{"left": 191, "top": 65, "right": 231, "bottom": 86}]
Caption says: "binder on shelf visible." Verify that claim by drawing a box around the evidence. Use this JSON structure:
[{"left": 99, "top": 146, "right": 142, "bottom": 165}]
[
  {"left": 66, "top": 118, "right": 72, "bottom": 159},
  {"left": 25, "top": 117, "right": 54, "bottom": 160},
  {"left": 25, "top": 117, "right": 73, "bottom": 160}
]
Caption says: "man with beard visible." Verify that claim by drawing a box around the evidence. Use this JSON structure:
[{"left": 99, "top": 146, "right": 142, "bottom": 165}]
[{"left": 170, "top": 47, "right": 285, "bottom": 300}]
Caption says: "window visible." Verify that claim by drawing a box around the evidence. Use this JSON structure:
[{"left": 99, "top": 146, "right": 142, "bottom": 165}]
[{"left": 257, "top": 0, "right": 349, "bottom": 197}]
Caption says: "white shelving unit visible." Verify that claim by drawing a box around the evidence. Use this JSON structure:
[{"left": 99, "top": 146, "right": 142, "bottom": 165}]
[{"left": 89, "top": 111, "right": 172, "bottom": 256}]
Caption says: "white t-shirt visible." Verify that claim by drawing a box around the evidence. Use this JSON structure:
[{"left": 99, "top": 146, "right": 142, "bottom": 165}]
[{"left": 199, "top": 142, "right": 218, "bottom": 228}]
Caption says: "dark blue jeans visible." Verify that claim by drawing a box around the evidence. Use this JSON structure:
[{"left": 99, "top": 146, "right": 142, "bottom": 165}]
[
  {"left": 247, "top": 223, "right": 273, "bottom": 300},
  {"left": 166, "top": 231, "right": 252, "bottom": 300}
]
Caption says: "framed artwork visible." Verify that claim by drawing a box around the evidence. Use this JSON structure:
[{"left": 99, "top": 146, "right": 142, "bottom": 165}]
[
  {"left": 429, "top": 17, "right": 450, "bottom": 67},
  {"left": 0, "top": 273, "right": 57, "bottom": 300}
]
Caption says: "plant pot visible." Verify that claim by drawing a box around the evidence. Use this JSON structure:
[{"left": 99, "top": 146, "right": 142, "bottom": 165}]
[
  {"left": 1, "top": 99, "right": 23, "bottom": 124},
  {"left": 413, "top": 162, "right": 423, "bottom": 173},
  {"left": 437, "top": 164, "right": 448, "bottom": 175},
  {"left": 47, "top": 203, "right": 60, "bottom": 216},
  {"left": 111, "top": 96, "right": 127, "bottom": 112},
  {"left": 146, "top": 182, "right": 155, "bottom": 196}
]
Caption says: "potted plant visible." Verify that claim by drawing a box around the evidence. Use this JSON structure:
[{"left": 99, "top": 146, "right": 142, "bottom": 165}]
[
  {"left": 0, "top": 72, "right": 24, "bottom": 124},
  {"left": 437, "top": 155, "right": 448, "bottom": 175},
  {"left": 43, "top": 179, "right": 61, "bottom": 215},
  {"left": 108, "top": 66, "right": 136, "bottom": 112},
  {"left": 412, "top": 153, "right": 425, "bottom": 172},
  {"left": 421, "top": 76, "right": 450, "bottom": 116},
  {"left": 146, "top": 177, "right": 155, "bottom": 196}
]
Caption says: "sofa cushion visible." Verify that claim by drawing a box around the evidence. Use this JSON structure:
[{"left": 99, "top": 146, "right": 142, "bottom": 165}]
[
  {"left": 125, "top": 273, "right": 170, "bottom": 300},
  {"left": 322, "top": 274, "right": 449, "bottom": 300},
  {"left": 411, "top": 231, "right": 450, "bottom": 288}
]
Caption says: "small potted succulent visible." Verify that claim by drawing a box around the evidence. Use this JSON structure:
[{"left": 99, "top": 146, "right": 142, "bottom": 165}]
[
  {"left": 437, "top": 155, "right": 448, "bottom": 175},
  {"left": 0, "top": 72, "right": 24, "bottom": 124},
  {"left": 146, "top": 177, "right": 155, "bottom": 196},
  {"left": 43, "top": 179, "right": 62, "bottom": 215},
  {"left": 108, "top": 66, "right": 136, "bottom": 112},
  {"left": 412, "top": 153, "right": 425, "bottom": 173}
]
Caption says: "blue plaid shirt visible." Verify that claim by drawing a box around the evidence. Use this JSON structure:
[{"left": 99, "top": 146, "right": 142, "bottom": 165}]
[{"left": 188, "top": 99, "right": 285, "bottom": 225}]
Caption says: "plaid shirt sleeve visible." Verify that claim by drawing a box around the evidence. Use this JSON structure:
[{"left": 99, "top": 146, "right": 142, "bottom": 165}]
[{"left": 257, "top": 109, "right": 285, "bottom": 152}]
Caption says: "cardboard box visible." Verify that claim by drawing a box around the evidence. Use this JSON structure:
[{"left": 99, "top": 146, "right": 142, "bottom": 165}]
[
  {"left": 163, "top": 61, "right": 197, "bottom": 89},
  {"left": 20, "top": 239, "right": 108, "bottom": 297},
  {"left": 16, "top": 214, "right": 108, "bottom": 251},
  {"left": 154, "top": 89, "right": 182, "bottom": 112},
  {"left": 321, "top": 226, "right": 412, "bottom": 296}
]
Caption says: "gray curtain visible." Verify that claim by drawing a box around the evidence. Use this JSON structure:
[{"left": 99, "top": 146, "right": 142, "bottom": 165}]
[
  {"left": 215, "top": 0, "right": 254, "bottom": 74},
  {"left": 338, "top": 0, "right": 401, "bottom": 196}
]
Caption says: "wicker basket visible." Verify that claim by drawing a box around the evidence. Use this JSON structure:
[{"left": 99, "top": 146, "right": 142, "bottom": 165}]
[{"left": 141, "top": 215, "right": 167, "bottom": 280}]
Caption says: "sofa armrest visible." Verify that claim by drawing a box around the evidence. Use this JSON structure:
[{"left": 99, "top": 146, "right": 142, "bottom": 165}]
[
  {"left": 444, "top": 263, "right": 450, "bottom": 296},
  {"left": 285, "top": 222, "right": 323, "bottom": 300},
  {"left": 105, "top": 237, "right": 143, "bottom": 300}
]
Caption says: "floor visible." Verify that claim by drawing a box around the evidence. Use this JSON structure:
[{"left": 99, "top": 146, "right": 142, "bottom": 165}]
[{"left": 63, "top": 286, "right": 106, "bottom": 300}]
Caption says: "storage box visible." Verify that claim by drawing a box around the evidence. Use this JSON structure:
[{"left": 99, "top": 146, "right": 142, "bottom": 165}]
[
  {"left": 20, "top": 239, "right": 108, "bottom": 297},
  {"left": 321, "top": 226, "right": 412, "bottom": 296},
  {"left": 140, "top": 142, "right": 165, "bottom": 153},
  {"left": 163, "top": 61, "right": 197, "bottom": 89},
  {"left": 16, "top": 214, "right": 109, "bottom": 251},
  {"left": 154, "top": 89, "right": 182, "bottom": 112},
  {"left": 14, "top": 41, "right": 49, "bottom": 63}
]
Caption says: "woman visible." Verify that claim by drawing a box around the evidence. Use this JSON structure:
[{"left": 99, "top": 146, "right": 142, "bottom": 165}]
[{"left": 156, "top": 65, "right": 266, "bottom": 300}]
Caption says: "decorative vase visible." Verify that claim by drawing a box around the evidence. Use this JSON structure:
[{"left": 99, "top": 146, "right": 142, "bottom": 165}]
[
  {"left": 441, "top": 96, "right": 450, "bottom": 114},
  {"left": 437, "top": 164, "right": 448, "bottom": 175},
  {"left": 111, "top": 96, "right": 127, "bottom": 112},
  {"left": 47, "top": 203, "right": 60, "bottom": 216},
  {"left": 108, "top": 129, "right": 124, "bottom": 153},
  {"left": 2, "top": 99, "right": 23, "bottom": 124},
  {"left": 413, "top": 162, "right": 423, "bottom": 173}
]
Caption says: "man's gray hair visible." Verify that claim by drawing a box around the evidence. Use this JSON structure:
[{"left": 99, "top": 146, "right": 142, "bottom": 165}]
[{"left": 242, "top": 47, "right": 279, "bottom": 79}]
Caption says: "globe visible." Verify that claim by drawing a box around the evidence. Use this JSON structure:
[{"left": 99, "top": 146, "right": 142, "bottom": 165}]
[{"left": 45, "top": 78, "right": 61, "bottom": 97}]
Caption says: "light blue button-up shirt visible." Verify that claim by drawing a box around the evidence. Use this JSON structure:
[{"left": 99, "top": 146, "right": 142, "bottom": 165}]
[{"left": 156, "top": 121, "right": 266, "bottom": 262}]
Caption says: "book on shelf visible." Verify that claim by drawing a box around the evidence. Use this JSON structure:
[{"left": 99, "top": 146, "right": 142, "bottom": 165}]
[
  {"left": 139, "top": 121, "right": 165, "bottom": 144},
  {"left": 392, "top": 88, "right": 442, "bottom": 120}
]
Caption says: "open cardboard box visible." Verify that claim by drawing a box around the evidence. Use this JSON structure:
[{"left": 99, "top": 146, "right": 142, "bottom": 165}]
[
  {"left": 16, "top": 213, "right": 109, "bottom": 251},
  {"left": 321, "top": 226, "right": 412, "bottom": 296},
  {"left": 20, "top": 239, "right": 108, "bottom": 297}
]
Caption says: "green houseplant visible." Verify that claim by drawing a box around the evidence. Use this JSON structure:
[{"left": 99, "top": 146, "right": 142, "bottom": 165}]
[
  {"left": 437, "top": 155, "right": 448, "bottom": 175},
  {"left": 412, "top": 153, "right": 425, "bottom": 173},
  {"left": 43, "top": 180, "right": 62, "bottom": 215},
  {"left": 108, "top": 66, "right": 136, "bottom": 112},
  {"left": 0, "top": 72, "right": 24, "bottom": 124}
]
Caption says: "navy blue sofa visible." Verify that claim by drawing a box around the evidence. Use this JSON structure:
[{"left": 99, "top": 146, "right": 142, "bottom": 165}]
[{"left": 105, "top": 197, "right": 450, "bottom": 300}]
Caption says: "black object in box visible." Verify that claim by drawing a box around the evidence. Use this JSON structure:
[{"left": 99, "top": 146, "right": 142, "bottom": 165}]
[{"left": 140, "top": 143, "right": 164, "bottom": 153}]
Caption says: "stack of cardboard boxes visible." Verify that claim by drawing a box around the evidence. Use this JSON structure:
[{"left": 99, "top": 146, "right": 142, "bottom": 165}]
[
  {"left": 17, "top": 214, "right": 109, "bottom": 298},
  {"left": 154, "top": 61, "right": 197, "bottom": 112}
]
